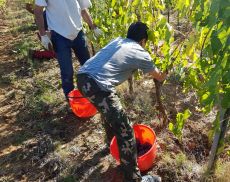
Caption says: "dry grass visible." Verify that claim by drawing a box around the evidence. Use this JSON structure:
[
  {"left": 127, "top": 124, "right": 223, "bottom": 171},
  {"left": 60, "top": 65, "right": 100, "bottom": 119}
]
[{"left": 0, "top": 0, "right": 229, "bottom": 181}]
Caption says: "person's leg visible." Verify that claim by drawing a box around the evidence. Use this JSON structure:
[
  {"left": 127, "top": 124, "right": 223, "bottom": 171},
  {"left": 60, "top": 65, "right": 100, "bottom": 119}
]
[
  {"left": 101, "top": 115, "right": 115, "bottom": 146},
  {"left": 71, "top": 30, "right": 90, "bottom": 65},
  {"left": 77, "top": 74, "right": 142, "bottom": 182},
  {"left": 99, "top": 93, "right": 141, "bottom": 181},
  {"left": 51, "top": 31, "right": 74, "bottom": 98}
]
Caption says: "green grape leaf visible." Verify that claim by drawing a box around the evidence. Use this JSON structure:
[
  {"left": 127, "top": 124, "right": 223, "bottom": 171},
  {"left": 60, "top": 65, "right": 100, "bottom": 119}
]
[
  {"left": 222, "top": 70, "right": 230, "bottom": 84},
  {"left": 195, "top": 11, "right": 203, "bottom": 22},
  {"left": 221, "top": 86, "right": 230, "bottom": 109},
  {"left": 111, "top": 0, "right": 116, "bottom": 7},
  {"left": 148, "top": 30, "right": 155, "bottom": 42},
  {"left": 211, "top": 30, "right": 222, "bottom": 55},
  {"left": 168, "top": 122, "right": 174, "bottom": 132},
  {"left": 132, "top": 0, "right": 140, "bottom": 6},
  {"left": 183, "top": 109, "right": 191, "bottom": 120},
  {"left": 201, "top": 91, "right": 215, "bottom": 106}
]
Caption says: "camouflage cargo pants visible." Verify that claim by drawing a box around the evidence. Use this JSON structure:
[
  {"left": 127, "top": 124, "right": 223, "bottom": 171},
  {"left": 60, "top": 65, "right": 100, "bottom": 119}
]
[{"left": 77, "top": 73, "right": 142, "bottom": 182}]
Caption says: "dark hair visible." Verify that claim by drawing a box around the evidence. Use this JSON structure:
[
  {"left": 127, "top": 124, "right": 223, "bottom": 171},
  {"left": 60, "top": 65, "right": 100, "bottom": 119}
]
[{"left": 127, "top": 22, "right": 148, "bottom": 42}]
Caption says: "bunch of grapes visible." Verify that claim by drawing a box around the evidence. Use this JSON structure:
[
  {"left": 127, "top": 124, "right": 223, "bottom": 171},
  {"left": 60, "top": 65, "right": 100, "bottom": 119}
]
[{"left": 136, "top": 139, "right": 152, "bottom": 157}]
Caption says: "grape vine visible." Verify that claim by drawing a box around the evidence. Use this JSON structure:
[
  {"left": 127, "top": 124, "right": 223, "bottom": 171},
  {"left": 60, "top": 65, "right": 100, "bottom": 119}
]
[{"left": 88, "top": 0, "right": 229, "bottom": 172}]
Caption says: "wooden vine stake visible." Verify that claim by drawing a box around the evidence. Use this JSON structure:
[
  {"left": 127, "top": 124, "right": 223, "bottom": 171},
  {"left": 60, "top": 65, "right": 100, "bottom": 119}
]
[
  {"left": 153, "top": 79, "right": 169, "bottom": 126},
  {"left": 207, "top": 108, "right": 230, "bottom": 173}
]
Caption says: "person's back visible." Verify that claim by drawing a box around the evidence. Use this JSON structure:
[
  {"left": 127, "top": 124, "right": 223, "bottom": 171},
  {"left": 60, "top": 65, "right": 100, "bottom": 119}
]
[{"left": 79, "top": 37, "right": 155, "bottom": 91}]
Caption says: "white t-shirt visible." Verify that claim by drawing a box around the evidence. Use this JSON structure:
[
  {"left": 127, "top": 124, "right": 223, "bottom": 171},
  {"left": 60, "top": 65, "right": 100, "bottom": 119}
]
[{"left": 35, "top": 0, "right": 92, "bottom": 40}]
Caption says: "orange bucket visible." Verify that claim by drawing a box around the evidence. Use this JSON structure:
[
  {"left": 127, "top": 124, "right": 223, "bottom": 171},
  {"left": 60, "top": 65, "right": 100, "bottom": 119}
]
[
  {"left": 68, "top": 89, "right": 97, "bottom": 118},
  {"left": 110, "top": 124, "right": 157, "bottom": 172}
]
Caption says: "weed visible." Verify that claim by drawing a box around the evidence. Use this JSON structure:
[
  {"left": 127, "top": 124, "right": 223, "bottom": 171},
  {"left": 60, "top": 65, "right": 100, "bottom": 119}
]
[
  {"left": 59, "top": 175, "right": 76, "bottom": 182},
  {"left": 175, "top": 152, "right": 187, "bottom": 167},
  {"left": 12, "top": 38, "right": 36, "bottom": 59},
  {"left": 12, "top": 131, "right": 32, "bottom": 146},
  {"left": 0, "top": 74, "right": 14, "bottom": 85},
  {"left": 215, "top": 161, "right": 230, "bottom": 182}
]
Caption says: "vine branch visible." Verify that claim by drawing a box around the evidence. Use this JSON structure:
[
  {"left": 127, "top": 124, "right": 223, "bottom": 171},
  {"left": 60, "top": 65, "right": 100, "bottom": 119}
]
[
  {"left": 153, "top": 79, "right": 169, "bottom": 126},
  {"left": 200, "top": 28, "right": 212, "bottom": 58}
]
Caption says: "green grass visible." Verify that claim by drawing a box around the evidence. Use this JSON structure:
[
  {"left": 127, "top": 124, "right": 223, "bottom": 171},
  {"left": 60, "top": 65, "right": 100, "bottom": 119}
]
[
  {"left": 12, "top": 131, "right": 33, "bottom": 146},
  {"left": 0, "top": 0, "right": 6, "bottom": 9},
  {"left": 215, "top": 161, "right": 230, "bottom": 182},
  {"left": 12, "top": 37, "right": 36, "bottom": 58},
  {"left": 0, "top": 74, "right": 14, "bottom": 86},
  {"left": 61, "top": 175, "right": 76, "bottom": 182}
]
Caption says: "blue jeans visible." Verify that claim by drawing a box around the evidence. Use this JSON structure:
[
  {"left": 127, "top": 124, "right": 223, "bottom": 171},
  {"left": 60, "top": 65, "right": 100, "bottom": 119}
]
[
  {"left": 51, "top": 30, "right": 90, "bottom": 97},
  {"left": 43, "top": 11, "right": 48, "bottom": 31}
]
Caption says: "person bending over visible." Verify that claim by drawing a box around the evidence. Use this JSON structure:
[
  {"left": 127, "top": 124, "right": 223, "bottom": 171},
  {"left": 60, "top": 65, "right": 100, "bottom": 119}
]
[{"left": 77, "top": 22, "right": 166, "bottom": 182}]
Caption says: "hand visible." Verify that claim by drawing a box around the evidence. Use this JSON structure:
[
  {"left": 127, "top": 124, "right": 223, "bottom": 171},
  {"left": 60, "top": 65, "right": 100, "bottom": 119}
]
[
  {"left": 41, "top": 34, "right": 53, "bottom": 50},
  {"left": 93, "top": 27, "right": 103, "bottom": 37}
]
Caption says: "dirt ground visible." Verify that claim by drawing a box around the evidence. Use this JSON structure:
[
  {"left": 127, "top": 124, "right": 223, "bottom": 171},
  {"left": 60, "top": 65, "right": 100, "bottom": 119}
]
[{"left": 0, "top": 1, "right": 229, "bottom": 182}]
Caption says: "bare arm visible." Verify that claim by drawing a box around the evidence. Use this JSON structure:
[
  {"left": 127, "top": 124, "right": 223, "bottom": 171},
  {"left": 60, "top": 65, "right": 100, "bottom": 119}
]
[
  {"left": 81, "top": 9, "right": 96, "bottom": 29},
  {"left": 149, "top": 68, "right": 167, "bottom": 82},
  {"left": 34, "top": 5, "right": 46, "bottom": 36},
  {"left": 25, "top": 3, "right": 34, "bottom": 14}
]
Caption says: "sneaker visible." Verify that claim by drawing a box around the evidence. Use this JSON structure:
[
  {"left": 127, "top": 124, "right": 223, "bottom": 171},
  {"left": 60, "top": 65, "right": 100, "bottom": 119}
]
[{"left": 141, "top": 175, "right": 162, "bottom": 182}]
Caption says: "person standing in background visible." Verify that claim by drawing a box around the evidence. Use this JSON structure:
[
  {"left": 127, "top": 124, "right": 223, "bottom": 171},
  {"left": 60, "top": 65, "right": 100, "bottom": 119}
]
[{"left": 34, "top": 0, "right": 102, "bottom": 100}]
